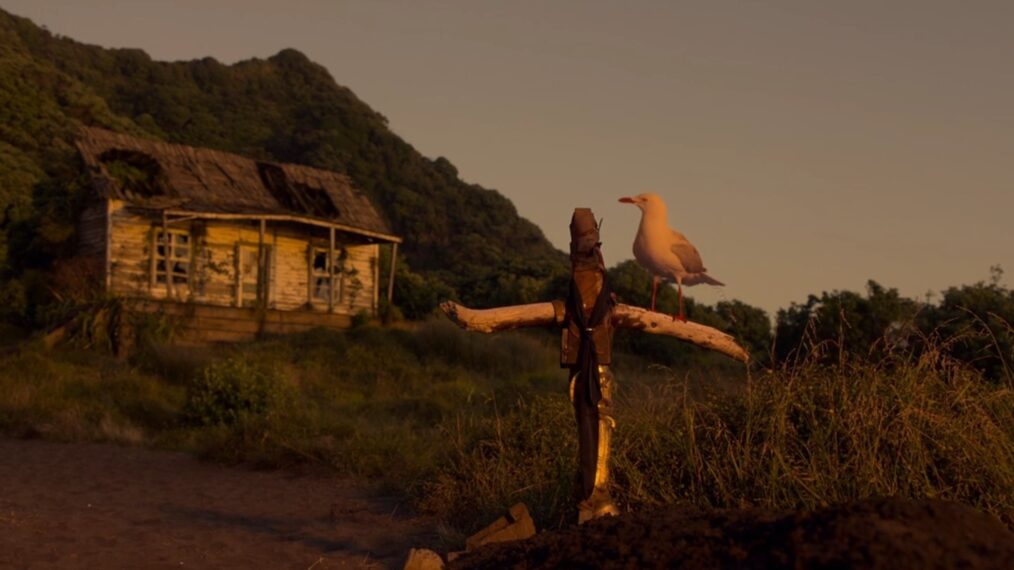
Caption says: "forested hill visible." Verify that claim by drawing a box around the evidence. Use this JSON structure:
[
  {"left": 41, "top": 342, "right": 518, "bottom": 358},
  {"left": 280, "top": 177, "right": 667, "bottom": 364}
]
[{"left": 0, "top": 8, "right": 567, "bottom": 320}]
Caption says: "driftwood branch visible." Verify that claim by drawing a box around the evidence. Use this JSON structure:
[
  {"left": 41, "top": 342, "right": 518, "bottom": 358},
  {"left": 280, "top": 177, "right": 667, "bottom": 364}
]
[
  {"left": 440, "top": 301, "right": 558, "bottom": 333},
  {"left": 611, "top": 304, "right": 750, "bottom": 362},
  {"left": 440, "top": 300, "right": 750, "bottom": 363}
]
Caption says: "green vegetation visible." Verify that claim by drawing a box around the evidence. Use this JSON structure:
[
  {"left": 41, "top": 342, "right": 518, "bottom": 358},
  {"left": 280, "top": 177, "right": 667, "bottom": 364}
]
[
  {"left": 1, "top": 315, "right": 1012, "bottom": 534},
  {"left": 0, "top": 7, "right": 565, "bottom": 328},
  {"left": 775, "top": 266, "right": 1013, "bottom": 381},
  {"left": 2, "top": 5, "right": 1013, "bottom": 540}
]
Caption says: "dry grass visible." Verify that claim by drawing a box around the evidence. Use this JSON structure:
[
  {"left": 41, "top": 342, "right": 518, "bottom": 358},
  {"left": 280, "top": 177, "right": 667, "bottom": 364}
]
[
  {"left": 423, "top": 331, "right": 1014, "bottom": 531},
  {"left": 1, "top": 318, "right": 1012, "bottom": 533}
]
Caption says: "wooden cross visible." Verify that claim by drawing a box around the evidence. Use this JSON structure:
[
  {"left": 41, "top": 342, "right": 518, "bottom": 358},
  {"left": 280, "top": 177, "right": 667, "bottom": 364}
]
[{"left": 440, "top": 208, "right": 748, "bottom": 523}]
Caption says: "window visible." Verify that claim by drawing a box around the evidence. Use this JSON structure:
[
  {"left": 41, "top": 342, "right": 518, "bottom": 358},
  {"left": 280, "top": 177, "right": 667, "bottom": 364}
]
[
  {"left": 155, "top": 230, "right": 191, "bottom": 287},
  {"left": 310, "top": 248, "right": 343, "bottom": 304}
]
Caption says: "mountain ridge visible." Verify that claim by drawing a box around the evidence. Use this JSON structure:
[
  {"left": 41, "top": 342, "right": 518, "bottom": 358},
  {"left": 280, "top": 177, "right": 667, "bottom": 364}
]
[{"left": 0, "top": 7, "right": 567, "bottom": 321}]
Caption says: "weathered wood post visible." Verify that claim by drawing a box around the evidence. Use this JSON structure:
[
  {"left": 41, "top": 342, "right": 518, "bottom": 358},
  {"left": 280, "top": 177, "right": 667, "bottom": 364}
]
[{"left": 440, "top": 208, "right": 748, "bottom": 524}]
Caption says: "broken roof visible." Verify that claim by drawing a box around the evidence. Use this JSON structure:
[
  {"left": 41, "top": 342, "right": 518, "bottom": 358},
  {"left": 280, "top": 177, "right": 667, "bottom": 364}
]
[{"left": 76, "top": 126, "right": 397, "bottom": 240}]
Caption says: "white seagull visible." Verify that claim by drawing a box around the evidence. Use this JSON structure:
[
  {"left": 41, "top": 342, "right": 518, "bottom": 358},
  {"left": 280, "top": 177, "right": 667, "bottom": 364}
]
[{"left": 619, "top": 193, "right": 724, "bottom": 322}]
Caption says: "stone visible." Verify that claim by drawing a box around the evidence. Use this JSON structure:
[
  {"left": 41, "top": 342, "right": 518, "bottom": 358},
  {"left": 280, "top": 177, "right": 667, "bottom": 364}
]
[
  {"left": 402, "top": 548, "right": 445, "bottom": 570},
  {"left": 465, "top": 502, "right": 536, "bottom": 551}
]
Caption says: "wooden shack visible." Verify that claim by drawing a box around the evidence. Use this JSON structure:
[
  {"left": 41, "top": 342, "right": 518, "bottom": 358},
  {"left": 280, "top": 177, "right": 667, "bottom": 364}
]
[{"left": 75, "top": 127, "right": 401, "bottom": 344}]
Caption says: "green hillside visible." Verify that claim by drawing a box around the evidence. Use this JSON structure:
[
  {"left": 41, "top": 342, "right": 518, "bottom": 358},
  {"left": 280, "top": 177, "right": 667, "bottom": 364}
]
[{"left": 0, "top": 8, "right": 566, "bottom": 323}]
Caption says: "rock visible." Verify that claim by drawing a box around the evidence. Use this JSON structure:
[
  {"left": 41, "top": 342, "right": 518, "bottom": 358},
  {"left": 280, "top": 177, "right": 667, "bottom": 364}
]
[
  {"left": 402, "top": 548, "right": 445, "bottom": 570},
  {"left": 465, "top": 503, "right": 536, "bottom": 551}
]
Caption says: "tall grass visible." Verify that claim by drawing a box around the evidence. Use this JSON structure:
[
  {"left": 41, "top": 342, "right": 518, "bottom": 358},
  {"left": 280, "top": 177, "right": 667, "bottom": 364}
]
[
  {"left": 0, "top": 345, "right": 183, "bottom": 444},
  {"left": 427, "top": 334, "right": 1014, "bottom": 530},
  {"left": 613, "top": 349, "right": 1014, "bottom": 520},
  {"left": 1, "top": 318, "right": 1012, "bottom": 533}
]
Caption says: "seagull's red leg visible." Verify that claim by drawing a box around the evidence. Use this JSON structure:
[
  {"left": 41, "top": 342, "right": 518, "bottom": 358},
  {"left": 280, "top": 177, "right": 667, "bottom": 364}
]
[
  {"left": 650, "top": 276, "right": 659, "bottom": 312},
  {"left": 677, "top": 283, "right": 687, "bottom": 322}
]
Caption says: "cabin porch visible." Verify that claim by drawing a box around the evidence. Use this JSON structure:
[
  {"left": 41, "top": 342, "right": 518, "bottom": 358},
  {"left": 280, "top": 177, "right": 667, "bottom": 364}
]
[{"left": 122, "top": 299, "right": 358, "bottom": 346}]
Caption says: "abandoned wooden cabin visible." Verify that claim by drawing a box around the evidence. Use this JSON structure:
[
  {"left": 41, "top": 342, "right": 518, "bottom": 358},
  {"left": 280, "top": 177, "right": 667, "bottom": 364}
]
[{"left": 75, "top": 126, "right": 401, "bottom": 344}]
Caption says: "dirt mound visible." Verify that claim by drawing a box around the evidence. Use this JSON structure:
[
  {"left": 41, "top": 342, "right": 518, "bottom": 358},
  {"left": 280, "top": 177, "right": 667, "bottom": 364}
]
[{"left": 451, "top": 498, "right": 1014, "bottom": 570}]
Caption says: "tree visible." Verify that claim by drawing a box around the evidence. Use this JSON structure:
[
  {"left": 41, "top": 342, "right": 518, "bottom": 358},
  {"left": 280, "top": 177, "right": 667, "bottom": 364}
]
[
  {"left": 775, "top": 280, "right": 918, "bottom": 363},
  {"left": 916, "top": 267, "right": 1013, "bottom": 381}
]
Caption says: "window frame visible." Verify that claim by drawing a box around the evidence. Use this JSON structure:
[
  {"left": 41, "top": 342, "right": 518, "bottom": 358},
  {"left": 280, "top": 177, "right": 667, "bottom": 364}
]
[
  {"left": 152, "top": 228, "right": 192, "bottom": 291},
  {"left": 308, "top": 246, "right": 344, "bottom": 308}
]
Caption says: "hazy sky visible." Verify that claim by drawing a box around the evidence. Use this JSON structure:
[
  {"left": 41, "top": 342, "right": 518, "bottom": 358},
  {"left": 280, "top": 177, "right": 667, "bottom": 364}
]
[{"left": 4, "top": 1, "right": 1012, "bottom": 315}]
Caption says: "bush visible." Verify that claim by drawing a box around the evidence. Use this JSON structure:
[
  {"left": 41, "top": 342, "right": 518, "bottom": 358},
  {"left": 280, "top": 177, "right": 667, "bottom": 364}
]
[{"left": 184, "top": 358, "right": 286, "bottom": 426}]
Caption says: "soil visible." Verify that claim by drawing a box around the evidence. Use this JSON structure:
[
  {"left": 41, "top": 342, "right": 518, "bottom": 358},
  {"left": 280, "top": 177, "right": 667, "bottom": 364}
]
[
  {"left": 0, "top": 438, "right": 437, "bottom": 569},
  {"left": 7, "top": 438, "right": 1012, "bottom": 570},
  {"left": 451, "top": 497, "right": 1014, "bottom": 570}
]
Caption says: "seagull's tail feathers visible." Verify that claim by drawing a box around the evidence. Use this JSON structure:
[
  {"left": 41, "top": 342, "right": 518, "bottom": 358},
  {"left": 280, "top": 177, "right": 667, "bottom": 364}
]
[{"left": 684, "top": 272, "right": 724, "bottom": 287}]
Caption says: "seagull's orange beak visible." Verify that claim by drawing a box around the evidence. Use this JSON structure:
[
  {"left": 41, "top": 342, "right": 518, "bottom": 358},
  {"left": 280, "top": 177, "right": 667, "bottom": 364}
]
[{"left": 618, "top": 197, "right": 635, "bottom": 204}]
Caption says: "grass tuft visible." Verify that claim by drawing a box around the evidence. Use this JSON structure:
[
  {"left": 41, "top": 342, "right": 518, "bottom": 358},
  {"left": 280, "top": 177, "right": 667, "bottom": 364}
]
[{"left": 1, "top": 317, "right": 1012, "bottom": 532}]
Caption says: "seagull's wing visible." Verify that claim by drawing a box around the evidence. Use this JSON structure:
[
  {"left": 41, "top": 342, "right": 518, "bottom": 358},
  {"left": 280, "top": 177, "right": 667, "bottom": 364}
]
[{"left": 670, "top": 230, "right": 706, "bottom": 273}]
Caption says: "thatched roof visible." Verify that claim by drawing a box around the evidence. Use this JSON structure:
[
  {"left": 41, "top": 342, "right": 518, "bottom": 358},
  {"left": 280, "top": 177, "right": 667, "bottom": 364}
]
[{"left": 76, "top": 126, "right": 396, "bottom": 240}]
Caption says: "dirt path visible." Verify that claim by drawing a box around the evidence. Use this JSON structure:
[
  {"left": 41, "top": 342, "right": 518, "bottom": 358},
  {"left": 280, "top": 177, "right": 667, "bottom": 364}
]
[{"left": 0, "top": 439, "right": 436, "bottom": 569}]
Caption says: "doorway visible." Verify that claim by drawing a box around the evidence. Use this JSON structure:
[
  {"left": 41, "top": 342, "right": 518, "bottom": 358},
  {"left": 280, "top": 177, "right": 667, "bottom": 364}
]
[{"left": 237, "top": 244, "right": 272, "bottom": 308}]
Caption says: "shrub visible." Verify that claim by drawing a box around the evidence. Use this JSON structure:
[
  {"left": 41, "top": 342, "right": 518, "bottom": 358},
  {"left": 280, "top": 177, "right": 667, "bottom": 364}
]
[{"left": 184, "top": 357, "right": 286, "bottom": 426}]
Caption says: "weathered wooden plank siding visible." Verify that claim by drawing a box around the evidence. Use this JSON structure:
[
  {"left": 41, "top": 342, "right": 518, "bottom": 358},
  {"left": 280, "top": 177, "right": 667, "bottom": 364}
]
[
  {"left": 202, "top": 222, "right": 314, "bottom": 311},
  {"left": 107, "top": 206, "right": 380, "bottom": 319},
  {"left": 338, "top": 243, "right": 377, "bottom": 315},
  {"left": 108, "top": 201, "right": 160, "bottom": 298},
  {"left": 127, "top": 300, "right": 354, "bottom": 344}
]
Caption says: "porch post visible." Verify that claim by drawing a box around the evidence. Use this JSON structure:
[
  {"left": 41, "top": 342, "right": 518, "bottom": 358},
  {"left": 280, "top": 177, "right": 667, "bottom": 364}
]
[
  {"left": 258, "top": 218, "right": 267, "bottom": 309},
  {"left": 163, "top": 211, "right": 173, "bottom": 299},
  {"left": 387, "top": 242, "right": 398, "bottom": 304},
  {"left": 328, "top": 226, "right": 336, "bottom": 313}
]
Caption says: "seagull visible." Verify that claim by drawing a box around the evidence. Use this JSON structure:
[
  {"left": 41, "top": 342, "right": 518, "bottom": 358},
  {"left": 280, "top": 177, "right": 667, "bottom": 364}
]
[{"left": 618, "top": 193, "right": 724, "bottom": 322}]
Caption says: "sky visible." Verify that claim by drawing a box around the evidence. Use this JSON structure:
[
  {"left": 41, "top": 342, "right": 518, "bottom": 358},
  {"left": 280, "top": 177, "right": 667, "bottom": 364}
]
[{"left": 4, "top": 0, "right": 1012, "bottom": 316}]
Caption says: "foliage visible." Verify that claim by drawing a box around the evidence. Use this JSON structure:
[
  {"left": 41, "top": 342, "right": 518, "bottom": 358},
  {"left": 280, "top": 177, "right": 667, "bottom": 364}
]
[
  {"left": 4, "top": 317, "right": 1013, "bottom": 535},
  {"left": 391, "top": 254, "right": 457, "bottom": 319},
  {"left": 3, "top": 5, "right": 1014, "bottom": 539},
  {"left": 0, "top": 8, "right": 566, "bottom": 325},
  {"left": 184, "top": 357, "right": 286, "bottom": 426},
  {"left": 775, "top": 270, "right": 1013, "bottom": 380},
  {"left": 431, "top": 335, "right": 1014, "bottom": 531},
  {"left": 0, "top": 346, "right": 182, "bottom": 442},
  {"left": 420, "top": 394, "right": 578, "bottom": 531},
  {"left": 914, "top": 266, "right": 1014, "bottom": 381},
  {"left": 775, "top": 280, "right": 918, "bottom": 363}
]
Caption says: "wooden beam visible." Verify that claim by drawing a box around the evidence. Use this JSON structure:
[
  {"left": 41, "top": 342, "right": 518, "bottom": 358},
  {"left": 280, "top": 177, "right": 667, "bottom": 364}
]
[
  {"left": 440, "top": 300, "right": 750, "bottom": 363},
  {"left": 328, "top": 226, "right": 335, "bottom": 313},
  {"left": 165, "top": 215, "right": 201, "bottom": 225},
  {"left": 162, "top": 211, "right": 173, "bottom": 299},
  {"left": 306, "top": 245, "right": 314, "bottom": 307},
  {"left": 104, "top": 199, "right": 112, "bottom": 292},
  {"left": 387, "top": 242, "right": 398, "bottom": 304},
  {"left": 162, "top": 209, "right": 402, "bottom": 243},
  {"left": 258, "top": 218, "right": 266, "bottom": 309},
  {"left": 149, "top": 229, "right": 157, "bottom": 291},
  {"left": 372, "top": 243, "right": 380, "bottom": 314},
  {"left": 234, "top": 243, "right": 242, "bottom": 307}
]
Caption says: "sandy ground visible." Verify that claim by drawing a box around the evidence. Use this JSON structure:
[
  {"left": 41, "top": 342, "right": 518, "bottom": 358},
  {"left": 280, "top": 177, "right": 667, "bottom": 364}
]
[{"left": 0, "top": 439, "right": 437, "bottom": 569}]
